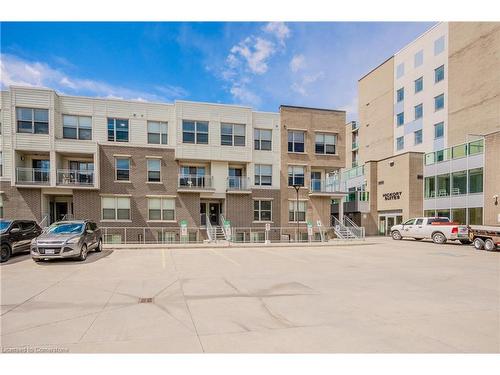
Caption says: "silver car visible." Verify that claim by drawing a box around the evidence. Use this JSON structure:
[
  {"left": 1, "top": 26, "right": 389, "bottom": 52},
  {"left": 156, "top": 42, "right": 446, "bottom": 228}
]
[{"left": 31, "top": 220, "right": 102, "bottom": 262}]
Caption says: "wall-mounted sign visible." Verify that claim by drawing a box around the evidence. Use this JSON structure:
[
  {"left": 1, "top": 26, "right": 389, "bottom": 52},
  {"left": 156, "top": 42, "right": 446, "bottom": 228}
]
[{"left": 382, "top": 192, "right": 402, "bottom": 200}]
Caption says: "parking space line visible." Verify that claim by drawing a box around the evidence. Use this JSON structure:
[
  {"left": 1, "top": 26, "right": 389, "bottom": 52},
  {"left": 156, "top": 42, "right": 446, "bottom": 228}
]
[
  {"left": 256, "top": 248, "right": 308, "bottom": 263},
  {"left": 209, "top": 249, "right": 241, "bottom": 266}
]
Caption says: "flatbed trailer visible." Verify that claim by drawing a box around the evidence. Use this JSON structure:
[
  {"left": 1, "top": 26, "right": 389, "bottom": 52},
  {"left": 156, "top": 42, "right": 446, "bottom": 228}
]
[{"left": 468, "top": 226, "right": 500, "bottom": 251}]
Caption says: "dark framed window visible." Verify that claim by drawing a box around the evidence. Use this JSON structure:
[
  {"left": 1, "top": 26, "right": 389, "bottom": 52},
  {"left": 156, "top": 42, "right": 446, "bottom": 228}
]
[
  {"left": 434, "top": 122, "right": 444, "bottom": 139},
  {"left": 435, "top": 65, "right": 445, "bottom": 83},
  {"left": 254, "top": 128, "right": 272, "bottom": 150},
  {"left": 396, "top": 87, "right": 404, "bottom": 102},
  {"left": 108, "top": 118, "right": 129, "bottom": 142},
  {"left": 182, "top": 120, "right": 208, "bottom": 144},
  {"left": 288, "top": 166, "right": 305, "bottom": 186},
  {"left": 148, "top": 198, "right": 175, "bottom": 221},
  {"left": 147, "top": 121, "right": 168, "bottom": 144},
  {"left": 63, "top": 115, "right": 92, "bottom": 140},
  {"left": 16, "top": 107, "right": 49, "bottom": 134},
  {"left": 288, "top": 131, "right": 305, "bottom": 153},
  {"left": 434, "top": 94, "right": 445, "bottom": 111},
  {"left": 414, "top": 77, "right": 423, "bottom": 93},
  {"left": 288, "top": 201, "right": 306, "bottom": 222},
  {"left": 254, "top": 164, "right": 272, "bottom": 186},
  {"left": 115, "top": 158, "right": 130, "bottom": 181},
  {"left": 414, "top": 104, "right": 423, "bottom": 120},
  {"left": 414, "top": 129, "right": 423, "bottom": 145},
  {"left": 101, "top": 196, "right": 130, "bottom": 221},
  {"left": 396, "top": 136, "right": 404, "bottom": 151},
  {"left": 315, "top": 133, "right": 336, "bottom": 154},
  {"left": 396, "top": 112, "right": 404, "bottom": 126},
  {"left": 221, "top": 123, "right": 245, "bottom": 146},
  {"left": 253, "top": 200, "right": 272, "bottom": 221},
  {"left": 147, "top": 159, "right": 161, "bottom": 182}
]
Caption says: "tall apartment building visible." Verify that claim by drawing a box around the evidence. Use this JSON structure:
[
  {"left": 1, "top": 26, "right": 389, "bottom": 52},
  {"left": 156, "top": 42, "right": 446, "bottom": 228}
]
[
  {"left": 340, "top": 22, "right": 500, "bottom": 235},
  {"left": 0, "top": 86, "right": 347, "bottom": 242}
]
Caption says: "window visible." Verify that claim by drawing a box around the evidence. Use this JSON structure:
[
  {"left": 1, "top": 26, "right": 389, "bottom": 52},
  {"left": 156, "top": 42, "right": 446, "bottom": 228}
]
[
  {"left": 253, "top": 200, "right": 272, "bottom": 222},
  {"left": 315, "top": 133, "right": 336, "bottom": 154},
  {"left": 396, "top": 112, "right": 404, "bottom": 126},
  {"left": 115, "top": 158, "right": 130, "bottom": 181},
  {"left": 434, "top": 122, "right": 444, "bottom": 139},
  {"left": 396, "top": 88, "right": 404, "bottom": 102},
  {"left": 436, "top": 174, "right": 450, "bottom": 197},
  {"left": 396, "top": 63, "right": 405, "bottom": 78},
  {"left": 102, "top": 196, "right": 130, "bottom": 221},
  {"left": 63, "top": 115, "right": 92, "bottom": 140},
  {"left": 107, "top": 118, "right": 129, "bottom": 142},
  {"left": 147, "top": 159, "right": 161, "bottom": 182},
  {"left": 288, "top": 166, "right": 305, "bottom": 186},
  {"left": 221, "top": 123, "right": 245, "bottom": 146},
  {"left": 288, "top": 131, "right": 305, "bottom": 153},
  {"left": 468, "top": 207, "right": 483, "bottom": 225},
  {"left": 435, "top": 65, "right": 445, "bottom": 83},
  {"left": 468, "top": 139, "right": 484, "bottom": 155},
  {"left": 414, "top": 50, "right": 423, "bottom": 67},
  {"left": 436, "top": 209, "right": 450, "bottom": 219},
  {"left": 414, "top": 129, "right": 423, "bottom": 145},
  {"left": 147, "top": 121, "right": 168, "bottom": 144},
  {"left": 254, "top": 164, "right": 272, "bottom": 186},
  {"left": 414, "top": 77, "right": 423, "bottom": 93},
  {"left": 289, "top": 201, "right": 306, "bottom": 222},
  {"left": 250, "top": 232, "right": 265, "bottom": 243},
  {"left": 435, "top": 148, "right": 450, "bottom": 162},
  {"left": 434, "top": 36, "right": 445, "bottom": 55},
  {"left": 228, "top": 167, "right": 244, "bottom": 188},
  {"left": 434, "top": 94, "right": 445, "bottom": 111},
  {"left": 396, "top": 136, "right": 404, "bottom": 151},
  {"left": 451, "top": 144, "right": 467, "bottom": 159},
  {"left": 179, "top": 166, "right": 206, "bottom": 187},
  {"left": 148, "top": 198, "right": 175, "bottom": 221},
  {"left": 182, "top": 120, "right": 208, "bottom": 144},
  {"left": 16, "top": 107, "right": 49, "bottom": 134},
  {"left": 414, "top": 104, "right": 423, "bottom": 120},
  {"left": 424, "top": 210, "right": 435, "bottom": 217},
  {"left": 451, "top": 170, "right": 467, "bottom": 195},
  {"left": 425, "top": 152, "right": 435, "bottom": 165},
  {"left": 254, "top": 129, "right": 272, "bottom": 150},
  {"left": 424, "top": 176, "right": 436, "bottom": 198},
  {"left": 469, "top": 168, "right": 483, "bottom": 193}
]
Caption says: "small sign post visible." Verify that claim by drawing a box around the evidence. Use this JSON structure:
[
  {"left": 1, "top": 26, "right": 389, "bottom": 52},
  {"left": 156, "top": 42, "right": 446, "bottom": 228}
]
[
  {"left": 265, "top": 223, "right": 271, "bottom": 244},
  {"left": 224, "top": 219, "right": 231, "bottom": 241},
  {"left": 307, "top": 221, "right": 313, "bottom": 243}
]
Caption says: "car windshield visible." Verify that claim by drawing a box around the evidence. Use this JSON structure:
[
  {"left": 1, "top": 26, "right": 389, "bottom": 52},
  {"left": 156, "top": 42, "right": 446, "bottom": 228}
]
[
  {"left": 47, "top": 223, "right": 84, "bottom": 235},
  {"left": 0, "top": 220, "right": 12, "bottom": 232}
]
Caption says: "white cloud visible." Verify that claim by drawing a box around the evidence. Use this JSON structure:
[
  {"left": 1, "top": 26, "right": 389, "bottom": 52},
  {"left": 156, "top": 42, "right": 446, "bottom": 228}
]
[
  {"left": 291, "top": 71, "right": 325, "bottom": 96},
  {"left": 229, "top": 37, "right": 276, "bottom": 75},
  {"left": 230, "top": 85, "right": 261, "bottom": 107},
  {"left": 289, "top": 54, "right": 305, "bottom": 72},
  {"left": 0, "top": 53, "right": 187, "bottom": 102},
  {"left": 263, "top": 22, "right": 291, "bottom": 45}
]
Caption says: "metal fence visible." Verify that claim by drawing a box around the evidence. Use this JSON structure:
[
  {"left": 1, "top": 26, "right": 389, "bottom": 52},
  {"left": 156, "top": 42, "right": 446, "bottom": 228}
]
[{"left": 101, "top": 226, "right": 205, "bottom": 245}]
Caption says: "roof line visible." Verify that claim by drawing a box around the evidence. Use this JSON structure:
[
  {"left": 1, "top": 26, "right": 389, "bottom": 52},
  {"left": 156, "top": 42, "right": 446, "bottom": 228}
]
[{"left": 279, "top": 104, "right": 345, "bottom": 113}]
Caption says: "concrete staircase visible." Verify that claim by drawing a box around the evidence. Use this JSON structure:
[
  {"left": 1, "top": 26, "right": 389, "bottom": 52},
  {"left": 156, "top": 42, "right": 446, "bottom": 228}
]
[{"left": 212, "top": 226, "right": 226, "bottom": 241}]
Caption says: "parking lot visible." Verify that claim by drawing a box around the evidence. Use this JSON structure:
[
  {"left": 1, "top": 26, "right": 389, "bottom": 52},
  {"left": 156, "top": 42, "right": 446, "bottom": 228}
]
[{"left": 1, "top": 237, "right": 498, "bottom": 353}]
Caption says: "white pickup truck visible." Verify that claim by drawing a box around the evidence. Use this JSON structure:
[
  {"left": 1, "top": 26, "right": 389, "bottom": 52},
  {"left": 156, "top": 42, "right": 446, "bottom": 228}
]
[{"left": 390, "top": 217, "right": 470, "bottom": 244}]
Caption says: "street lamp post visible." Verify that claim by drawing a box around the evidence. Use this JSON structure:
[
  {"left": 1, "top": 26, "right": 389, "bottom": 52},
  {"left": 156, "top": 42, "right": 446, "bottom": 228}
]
[{"left": 293, "top": 184, "right": 300, "bottom": 242}]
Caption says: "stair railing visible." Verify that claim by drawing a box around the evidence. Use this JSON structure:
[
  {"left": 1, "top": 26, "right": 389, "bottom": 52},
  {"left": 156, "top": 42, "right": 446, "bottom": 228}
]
[
  {"left": 219, "top": 214, "right": 230, "bottom": 240},
  {"left": 204, "top": 213, "right": 214, "bottom": 242},
  {"left": 343, "top": 215, "right": 365, "bottom": 240}
]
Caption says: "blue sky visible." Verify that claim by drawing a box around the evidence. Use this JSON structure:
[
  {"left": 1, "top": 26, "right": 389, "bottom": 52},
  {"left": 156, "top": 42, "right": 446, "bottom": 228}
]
[{"left": 0, "top": 22, "right": 435, "bottom": 120}]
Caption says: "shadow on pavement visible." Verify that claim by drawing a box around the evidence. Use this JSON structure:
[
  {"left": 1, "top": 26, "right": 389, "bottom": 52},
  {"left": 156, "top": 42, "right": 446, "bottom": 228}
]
[
  {"left": 33, "top": 249, "right": 114, "bottom": 266},
  {"left": 0, "top": 252, "right": 32, "bottom": 266}
]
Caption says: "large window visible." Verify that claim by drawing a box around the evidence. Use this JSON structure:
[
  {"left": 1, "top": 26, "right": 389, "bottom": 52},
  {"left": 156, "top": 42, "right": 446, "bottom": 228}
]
[
  {"left": 396, "top": 112, "right": 404, "bottom": 126},
  {"left": 288, "top": 131, "right": 305, "bottom": 153},
  {"left": 115, "top": 158, "right": 130, "bottom": 181},
  {"left": 107, "top": 118, "right": 129, "bottom": 142},
  {"left": 288, "top": 166, "right": 305, "bottom": 186},
  {"left": 469, "top": 168, "right": 483, "bottom": 193},
  {"left": 435, "top": 148, "right": 450, "bottom": 162},
  {"left": 468, "top": 207, "right": 483, "bottom": 225},
  {"left": 414, "top": 104, "right": 423, "bottom": 120},
  {"left": 424, "top": 176, "right": 435, "bottom": 198},
  {"left": 434, "top": 36, "right": 445, "bottom": 55},
  {"left": 434, "top": 94, "right": 445, "bottom": 111},
  {"left": 254, "top": 164, "right": 272, "bottom": 186},
  {"left": 435, "top": 65, "right": 445, "bottom": 83},
  {"left": 253, "top": 200, "right": 272, "bottom": 222},
  {"left": 396, "top": 136, "right": 404, "bottom": 151},
  {"left": 434, "top": 122, "right": 444, "bottom": 139},
  {"left": 16, "top": 107, "right": 49, "bottom": 134},
  {"left": 289, "top": 201, "right": 306, "bottom": 222},
  {"left": 452, "top": 144, "right": 467, "bottom": 159},
  {"left": 414, "top": 77, "right": 423, "bottom": 93},
  {"left": 451, "top": 208, "right": 466, "bottom": 225},
  {"left": 254, "top": 129, "right": 272, "bottom": 150},
  {"left": 451, "top": 170, "right": 467, "bottom": 195},
  {"left": 414, "top": 129, "right": 423, "bottom": 145},
  {"left": 147, "top": 159, "right": 161, "bottom": 182},
  {"left": 468, "top": 140, "right": 484, "bottom": 155},
  {"left": 436, "top": 174, "right": 450, "bottom": 197},
  {"left": 396, "top": 88, "right": 404, "bottom": 102},
  {"left": 315, "top": 133, "right": 336, "bottom": 154},
  {"left": 63, "top": 115, "right": 92, "bottom": 140},
  {"left": 221, "top": 123, "right": 245, "bottom": 146},
  {"left": 102, "top": 196, "right": 131, "bottom": 221},
  {"left": 147, "top": 121, "right": 168, "bottom": 144},
  {"left": 148, "top": 198, "right": 175, "bottom": 221},
  {"left": 182, "top": 120, "right": 208, "bottom": 144}
]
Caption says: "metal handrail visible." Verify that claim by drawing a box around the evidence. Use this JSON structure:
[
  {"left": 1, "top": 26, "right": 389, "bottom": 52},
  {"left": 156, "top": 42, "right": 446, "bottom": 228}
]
[
  {"left": 310, "top": 179, "right": 340, "bottom": 193},
  {"left": 38, "top": 215, "right": 49, "bottom": 228},
  {"left": 219, "top": 214, "right": 230, "bottom": 240},
  {"left": 342, "top": 215, "right": 365, "bottom": 240},
  {"left": 204, "top": 213, "right": 214, "bottom": 242},
  {"left": 57, "top": 169, "right": 94, "bottom": 186},
  {"left": 178, "top": 174, "right": 213, "bottom": 189},
  {"left": 16, "top": 167, "right": 50, "bottom": 184},
  {"left": 227, "top": 176, "right": 250, "bottom": 190}
]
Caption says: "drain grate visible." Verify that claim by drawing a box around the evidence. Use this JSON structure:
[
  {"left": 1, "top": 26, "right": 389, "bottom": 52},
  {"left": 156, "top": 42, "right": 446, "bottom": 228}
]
[{"left": 138, "top": 297, "right": 154, "bottom": 304}]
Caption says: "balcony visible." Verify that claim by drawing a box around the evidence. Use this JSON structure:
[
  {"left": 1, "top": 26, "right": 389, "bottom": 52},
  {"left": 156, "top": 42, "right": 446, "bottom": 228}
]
[
  {"left": 227, "top": 176, "right": 251, "bottom": 193},
  {"left": 16, "top": 167, "right": 50, "bottom": 185},
  {"left": 331, "top": 191, "right": 370, "bottom": 214},
  {"left": 351, "top": 141, "right": 359, "bottom": 150},
  {"left": 351, "top": 121, "right": 359, "bottom": 131},
  {"left": 57, "top": 169, "right": 95, "bottom": 187},
  {"left": 177, "top": 174, "right": 214, "bottom": 192},
  {"left": 309, "top": 179, "right": 343, "bottom": 196}
]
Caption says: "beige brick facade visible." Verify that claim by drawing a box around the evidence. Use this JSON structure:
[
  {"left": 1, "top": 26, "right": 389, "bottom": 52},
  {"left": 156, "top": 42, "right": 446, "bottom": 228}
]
[{"left": 0, "top": 185, "right": 42, "bottom": 221}]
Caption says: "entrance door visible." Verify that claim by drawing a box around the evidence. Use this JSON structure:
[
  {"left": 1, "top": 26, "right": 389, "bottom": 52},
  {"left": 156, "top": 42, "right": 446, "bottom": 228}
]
[
  {"left": 55, "top": 202, "right": 68, "bottom": 222},
  {"left": 209, "top": 203, "right": 220, "bottom": 225},
  {"left": 386, "top": 216, "right": 395, "bottom": 236}
]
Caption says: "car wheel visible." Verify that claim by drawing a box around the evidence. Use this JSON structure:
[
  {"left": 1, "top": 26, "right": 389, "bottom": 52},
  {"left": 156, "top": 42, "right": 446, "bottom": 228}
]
[
  {"left": 95, "top": 239, "right": 102, "bottom": 252},
  {"left": 391, "top": 230, "right": 402, "bottom": 240},
  {"left": 484, "top": 239, "right": 496, "bottom": 251},
  {"left": 473, "top": 238, "right": 485, "bottom": 250},
  {"left": 0, "top": 244, "right": 11, "bottom": 263},
  {"left": 459, "top": 239, "right": 471, "bottom": 245},
  {"left": 77, "top": 244, "right": 88, "bottom": 261},
  {"left": 432, "top": 232, "right": 446, "bottom": 244}
]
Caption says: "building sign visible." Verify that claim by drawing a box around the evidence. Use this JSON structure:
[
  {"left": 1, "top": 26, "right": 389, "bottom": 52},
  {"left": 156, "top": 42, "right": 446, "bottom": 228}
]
[{"left": 382, "top": 192, "right": 402, "bottom": 200}]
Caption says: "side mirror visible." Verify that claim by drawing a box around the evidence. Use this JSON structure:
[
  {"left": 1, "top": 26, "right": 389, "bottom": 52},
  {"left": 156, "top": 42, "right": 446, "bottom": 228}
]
[{"left": 10, "top": 227, "right": 20, "bottom": 234}]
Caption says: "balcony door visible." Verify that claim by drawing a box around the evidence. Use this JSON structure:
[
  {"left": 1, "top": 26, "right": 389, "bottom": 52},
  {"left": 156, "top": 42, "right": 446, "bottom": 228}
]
[
  {"left": 32, "top": 159, "right": 50, "bottom": 183},
  {"left": 69, "top": 161, "right": 94, "bottom": 184},
  {"left": 228, "top": 167, "right": 243, "bottom": 189},
  {"left": 311, "top": 171, "right": 322, "bottom": 191}
]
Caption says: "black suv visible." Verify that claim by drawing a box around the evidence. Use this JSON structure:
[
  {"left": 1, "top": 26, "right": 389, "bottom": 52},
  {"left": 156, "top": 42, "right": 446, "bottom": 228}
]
[{"left": 1, "top": 220, "right": 42, "bottom": 262}]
